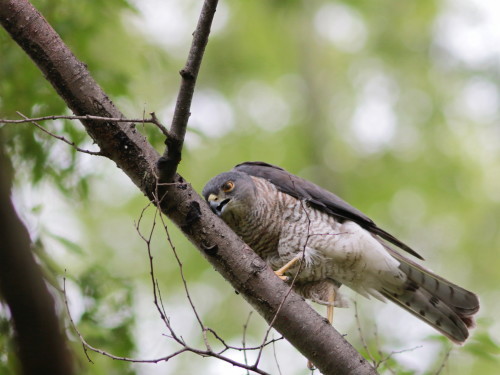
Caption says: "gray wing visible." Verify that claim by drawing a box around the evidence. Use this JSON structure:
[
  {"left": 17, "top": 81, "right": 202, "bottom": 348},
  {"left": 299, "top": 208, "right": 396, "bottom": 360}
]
[{"left": 234, "top": 161, "right": 424, "bottom": 260}]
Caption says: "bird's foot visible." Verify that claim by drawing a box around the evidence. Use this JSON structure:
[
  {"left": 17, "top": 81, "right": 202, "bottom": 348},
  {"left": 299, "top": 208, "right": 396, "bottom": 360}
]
[
  {"left": 273, "top": 256, "right": 301, "bottom": 282},
  {"left": 274, "top": 270, "right": 290, "bottom": 282}
]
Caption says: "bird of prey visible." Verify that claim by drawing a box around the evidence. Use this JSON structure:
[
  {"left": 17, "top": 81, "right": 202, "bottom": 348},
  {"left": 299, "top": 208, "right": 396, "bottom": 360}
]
[{"left": 202, "top": 161, "right": 479, "bottom": 344}]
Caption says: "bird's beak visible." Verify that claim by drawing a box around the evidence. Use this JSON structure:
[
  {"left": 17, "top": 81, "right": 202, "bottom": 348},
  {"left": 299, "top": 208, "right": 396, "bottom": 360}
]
[{"left": 207, "top": 193, "right": 230, "bottom": 216}]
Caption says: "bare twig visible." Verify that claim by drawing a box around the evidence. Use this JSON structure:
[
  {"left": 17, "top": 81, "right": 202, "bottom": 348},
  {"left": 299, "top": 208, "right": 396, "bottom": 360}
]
[
  {"left": 272, "top": 334, "right": 283, "bottom": 375},
  {"left": 205, "top": 326, "right": 283, "bottom": 355},
  {"left": 63, "top": 275, "right": 189, "bottom": 364},
  {"left": 63, "top": 230, "right": 273, "bottom": 375},
  {"left": 135, "top": 202, "right": 175, "bottom": 335},
  {"left": 16, "top": 112, "right": 103, "bottom": 156},
  {"left": 135, "top": 195, "right": 275, "bottom": 374},
  {"left": 434, "top": 345, "right": 452, "bottom": 375},
  {"left": 354, "top": 299, "right": 423, "bottom": 372},
  {"left": 376, "top": 345, "right": 423, "bottom": 370},
  {"left": 242, "top": 311, "right": 253, "bottom": 373},
  {"left": 1, "top": 112, "right": 169, "bottom": 133},
  {"left": 152, "top": 188, "right": 206, "bottom": 332},
  {"left": 354, "top": 299, "right": 376, "bottom": 365}
]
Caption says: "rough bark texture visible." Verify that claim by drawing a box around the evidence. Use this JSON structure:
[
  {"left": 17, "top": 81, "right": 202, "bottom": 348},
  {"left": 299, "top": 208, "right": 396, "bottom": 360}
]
[
  {"left": 0, "top": 1, "right": 377, "bottom": 374},
  {"left": 0, "top": 139, "right": 74, "bottom": 375}
]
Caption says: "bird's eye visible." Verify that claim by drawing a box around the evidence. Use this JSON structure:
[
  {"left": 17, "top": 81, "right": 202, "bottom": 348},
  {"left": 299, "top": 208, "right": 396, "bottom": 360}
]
[{"left": 222, "top": 181, "right": 235, "bottom": 193}]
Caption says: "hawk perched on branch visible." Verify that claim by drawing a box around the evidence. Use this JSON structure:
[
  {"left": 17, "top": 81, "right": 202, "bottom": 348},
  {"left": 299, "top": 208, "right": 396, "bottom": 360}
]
[{"left": 202, "top": 161, "right": 479, "bottom": 344}]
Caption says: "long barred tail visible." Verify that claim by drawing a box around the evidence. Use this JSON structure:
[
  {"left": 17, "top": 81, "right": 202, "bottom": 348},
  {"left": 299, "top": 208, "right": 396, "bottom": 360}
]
[{"left": 383, "top": 247, "right": 479, "bottom": 344}]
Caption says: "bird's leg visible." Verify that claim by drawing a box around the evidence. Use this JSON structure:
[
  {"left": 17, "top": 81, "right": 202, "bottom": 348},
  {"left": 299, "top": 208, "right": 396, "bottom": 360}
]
[
  {"left": 274, "top": 255, "right": 301, "bottom": 281},
  {"left": 327, "top": 285, "right": 335, "bottom": 324}
]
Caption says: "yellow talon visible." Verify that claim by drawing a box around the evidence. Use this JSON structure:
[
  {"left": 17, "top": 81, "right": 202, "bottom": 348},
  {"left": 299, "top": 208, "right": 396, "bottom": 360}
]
[
  {"left": 274, "top": 272, "right": 290, "bottom": 281},
  {"left": 274, "top": 255, "right": 301, "bottom": 281}
]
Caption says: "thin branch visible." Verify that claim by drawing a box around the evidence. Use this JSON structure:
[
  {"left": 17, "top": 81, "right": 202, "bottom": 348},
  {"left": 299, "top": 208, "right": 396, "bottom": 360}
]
[
  {"left": 158, "top": 0, "right": 219, "bottom": 182},
  {"left": 135, "top": 203, "right": 180, "bottom": 342},
  {"left": 272, "top": 334, "right": 283, "bottom": 375},
  {"left": 354, "top": 299, "right": 376, "bottom": 365},
  {"left": 152, "top": 188, "right": 207, "bottom": 332},
  {"left": 1, "top": 111, "right": 171, "bottom": 139},
  {"left": 16, "top": 112, "right": 103, "bottom": 156},
  {"left": 135, "top": 198, "right": 282, "bottom": 374},
  {"left": 354, "top": 299, "right": 423, "bottom": 372},
  {"left": 63, "top": 276, "right": 189, "bottom": 364},
  {"left": 434, "top": 345, "right": 452, "bottom": 375},
  {"left": 242, "top": 311, "right": 252, "bottom": 373},
  {"left": 1, "top": 112, "right": 163, "bottom": 127},
  {"left": 63, "top": 274, "right": 273, "bottom": 374},
  {"left": 205, "top": 326, "right": 283, "bottom": 355},
  {"left": 376, "top": 345, "right": 423, "bottom": 371}
]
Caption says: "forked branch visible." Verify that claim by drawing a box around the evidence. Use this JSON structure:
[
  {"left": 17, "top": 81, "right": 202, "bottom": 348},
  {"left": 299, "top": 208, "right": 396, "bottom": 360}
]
[{"left": 0, "top": 0, "right": 377, "bottom": 373}]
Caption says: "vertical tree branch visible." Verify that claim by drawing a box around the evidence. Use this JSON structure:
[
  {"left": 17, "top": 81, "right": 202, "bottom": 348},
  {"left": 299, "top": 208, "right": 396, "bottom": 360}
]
[
  {"left": 158, "top": 0, "right": 219, "bottom": 182},
  {"left": 0, "top": 136, "right": 74, "bottom": 375}
]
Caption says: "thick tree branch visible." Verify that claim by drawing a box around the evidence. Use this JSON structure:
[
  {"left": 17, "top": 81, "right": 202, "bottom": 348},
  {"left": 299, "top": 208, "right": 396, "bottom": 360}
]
[
  {"left": 0, "top": 137, "right": 74, "bottom": 375},
  {"left": 0, "top": 1, "right": 376, "bottom": 374}
]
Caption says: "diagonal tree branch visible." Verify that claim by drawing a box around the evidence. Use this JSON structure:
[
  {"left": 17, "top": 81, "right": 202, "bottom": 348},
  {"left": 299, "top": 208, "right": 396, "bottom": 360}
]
[{"left": 0, "top": 1, "right": 376, "bottom": 374}]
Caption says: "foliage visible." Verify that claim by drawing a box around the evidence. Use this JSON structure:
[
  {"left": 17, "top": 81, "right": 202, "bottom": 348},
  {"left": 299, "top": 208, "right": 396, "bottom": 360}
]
[{"left": 1, "top": 0, "right": 499, "bottom": 374}]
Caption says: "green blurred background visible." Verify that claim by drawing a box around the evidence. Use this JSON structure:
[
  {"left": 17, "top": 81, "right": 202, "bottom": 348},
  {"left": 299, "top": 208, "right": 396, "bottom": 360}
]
[{"left": 1, "top": 0, "right": 499, "bottom": 374}]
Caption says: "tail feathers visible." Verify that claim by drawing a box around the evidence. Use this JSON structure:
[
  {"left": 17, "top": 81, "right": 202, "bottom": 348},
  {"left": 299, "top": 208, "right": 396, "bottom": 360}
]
[
  {"left": 398, "top": 261, "right": 479, "bottom": 319},
  {"left": 382, "top": 245, "right": 479, "bottom": 344},
  {"left": 382, "top": 285, "right": 470, "bottom": 344}
]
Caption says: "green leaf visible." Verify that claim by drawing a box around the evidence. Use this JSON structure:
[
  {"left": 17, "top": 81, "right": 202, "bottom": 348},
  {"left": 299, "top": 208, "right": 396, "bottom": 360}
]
[{"left": 46, "top": 232, "right": 85, "bottom": 255}]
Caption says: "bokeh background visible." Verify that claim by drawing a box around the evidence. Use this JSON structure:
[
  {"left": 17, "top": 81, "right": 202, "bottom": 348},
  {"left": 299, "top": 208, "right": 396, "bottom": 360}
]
[{"left": 1, "top": 0, "right": 499, "bottom": 374}]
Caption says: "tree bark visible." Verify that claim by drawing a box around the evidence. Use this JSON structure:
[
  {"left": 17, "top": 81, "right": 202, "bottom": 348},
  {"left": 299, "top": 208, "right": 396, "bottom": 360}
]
[
  {"left": 0, "top": 138, "right": 74, "bottom": 375},
  {"left": 0, "top": 1, "right": 377, "bottom": 374}
]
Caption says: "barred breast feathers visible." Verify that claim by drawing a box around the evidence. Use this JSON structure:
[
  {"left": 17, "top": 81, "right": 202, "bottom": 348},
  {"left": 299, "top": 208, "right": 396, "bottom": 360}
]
[{"left": 227, "top": 177, "right": 286, "bottom": 258}]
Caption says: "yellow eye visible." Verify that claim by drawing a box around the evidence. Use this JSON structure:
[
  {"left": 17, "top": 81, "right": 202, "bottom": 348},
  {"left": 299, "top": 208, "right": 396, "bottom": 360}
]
[{"left": 221, "top": 181, "right": 235, "bottom": 193}]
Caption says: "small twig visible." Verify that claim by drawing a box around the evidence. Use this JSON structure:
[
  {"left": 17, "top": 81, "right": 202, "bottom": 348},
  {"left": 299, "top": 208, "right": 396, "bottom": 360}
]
[
  {"left": 242, "top": 311, "right": 252, "bottom": 374},
  {"left": 150, "top": 112, "right": 170, "bottom": 138},
  {"left": 1, "top": 112, "right": 167, "bottom": 129},
  {"left": 152, "top": 189, "right": 206, "bottom": 333},
  {"left": 204, "top": 326, "right": 282, "bottom": 356},
  {"left": 63, "top": 275, "right": 190, "bottom": 364},
  {"left": 16, "top": 112, "right": 103, "bottom": 156},
  {"left": 62, "top": 274, "right": 94, "bottom": 364},
  {"left": 135, "top": 203, "right": 174, "bottom": 335},
  {"left": 353, "top": 299, "right": 423, "bottom": 371},
  {"left": 64, "top": 206, "right": 272, "bottom": 375},
  {"left": 354, "top": 299, "right": 376, "bottom": 365},
  {"left": 434, "top": 345, "right": 452, "bottom": 375},
  {"left": 272, "top": 334, "right": 283, "bottom": 375}
]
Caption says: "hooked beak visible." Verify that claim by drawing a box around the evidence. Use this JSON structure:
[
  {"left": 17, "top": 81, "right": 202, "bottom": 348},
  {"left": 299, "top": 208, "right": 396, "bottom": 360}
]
[{"left": 207, "top": 194, "right": 230, "bottom": 216}]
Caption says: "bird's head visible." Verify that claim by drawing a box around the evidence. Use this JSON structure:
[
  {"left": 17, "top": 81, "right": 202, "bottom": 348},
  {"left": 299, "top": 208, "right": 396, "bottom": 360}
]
[{"left": 202, "top": 171, "right": 256, "bottom": 220}]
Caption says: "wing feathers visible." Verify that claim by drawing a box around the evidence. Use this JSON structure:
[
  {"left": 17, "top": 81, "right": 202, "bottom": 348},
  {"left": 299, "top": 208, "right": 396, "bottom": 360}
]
[{"left": 234, "top": 161, "right": 424, "bottom": 260}]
